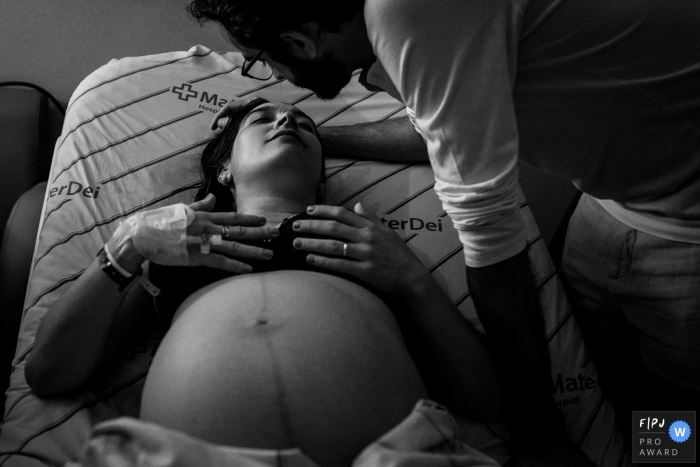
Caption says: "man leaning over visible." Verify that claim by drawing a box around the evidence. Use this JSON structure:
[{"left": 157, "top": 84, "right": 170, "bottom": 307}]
[{"left": 190, "top": 0, "right": 700, "bottom": 464}]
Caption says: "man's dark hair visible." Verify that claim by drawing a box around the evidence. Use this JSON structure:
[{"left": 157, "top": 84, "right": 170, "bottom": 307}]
[{"left": 186, "top": 0, "right": 364, "bottom": 49}]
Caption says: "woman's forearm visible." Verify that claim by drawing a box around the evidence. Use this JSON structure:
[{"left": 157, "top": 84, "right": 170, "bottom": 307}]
[
  {"left": 25, "top": 257, "right": 150, "bottom": 397},
  {"left": 25, "top": 197, "right": 276, "bottom": 397},
  {"left": 401, "top": 272, "right": 504, "bottom": 420}
]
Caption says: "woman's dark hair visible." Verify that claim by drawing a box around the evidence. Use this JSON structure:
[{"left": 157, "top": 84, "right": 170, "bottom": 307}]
[
  {"left": 186, "top": 0, "right": 364, "bottom": 50},
  {"left": 195, "top": 97, "right": 325, "bottom": 212},
  {"left": 196, "top": 97, "right": 268, "bottom": 211}
]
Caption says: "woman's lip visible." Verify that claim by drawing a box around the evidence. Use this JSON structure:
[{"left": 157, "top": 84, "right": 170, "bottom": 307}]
[{"left": 270, "top": 130, "right": 304, "bottom": 145}]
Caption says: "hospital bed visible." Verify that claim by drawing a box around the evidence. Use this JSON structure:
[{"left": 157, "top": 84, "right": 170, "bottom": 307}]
[{"left": 0, "top": 46, "right": 628, "bottom": 466}]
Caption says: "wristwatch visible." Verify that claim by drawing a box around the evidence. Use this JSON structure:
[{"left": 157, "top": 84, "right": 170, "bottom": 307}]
[{"left": 96, "top": 246, "right": 138, "bottom": 291}]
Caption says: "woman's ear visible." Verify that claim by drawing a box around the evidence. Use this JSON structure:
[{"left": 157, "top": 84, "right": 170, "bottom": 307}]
[{"left": 218, "top": 166, "right": 233, "bottom": 186}]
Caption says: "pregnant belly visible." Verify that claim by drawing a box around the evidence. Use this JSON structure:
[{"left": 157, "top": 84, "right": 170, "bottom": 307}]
[{"left": 140, "top": 270, "right": 426, "bottom": 467}]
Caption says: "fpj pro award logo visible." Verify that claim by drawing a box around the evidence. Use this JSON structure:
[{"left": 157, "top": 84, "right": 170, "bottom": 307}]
[{"left": 633, "top": 411, "right": 695, "bottom": 463}]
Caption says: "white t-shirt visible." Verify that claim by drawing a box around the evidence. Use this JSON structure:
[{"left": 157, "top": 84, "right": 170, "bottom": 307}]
[{"left": 363, "top": 0, "right": 700, "bottom": 265}]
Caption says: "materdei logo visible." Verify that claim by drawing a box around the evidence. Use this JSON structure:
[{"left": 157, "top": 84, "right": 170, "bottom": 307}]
[
  {"left": 171, "top": 83, "right": 231, "bottom": 113},
  {"left": 552, "top": 373, "right": 597, "bottom": 410},
  {"left": 49, "top": 181, "right": 101, "bottom": 200}
]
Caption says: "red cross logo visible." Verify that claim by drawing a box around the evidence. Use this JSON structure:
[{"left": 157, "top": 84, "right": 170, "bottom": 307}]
[{"left": 171, "top": 83, "right": 198, "bottom": 101}]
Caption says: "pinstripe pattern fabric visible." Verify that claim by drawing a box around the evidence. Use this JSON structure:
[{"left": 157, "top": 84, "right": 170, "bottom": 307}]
[{"left": 0, "top": 45, "right": 628, "bottom": 467}]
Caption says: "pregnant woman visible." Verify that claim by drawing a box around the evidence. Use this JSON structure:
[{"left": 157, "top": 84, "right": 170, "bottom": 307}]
[{"left": 26, "top": 98, "right": 502, "bottom": 466}]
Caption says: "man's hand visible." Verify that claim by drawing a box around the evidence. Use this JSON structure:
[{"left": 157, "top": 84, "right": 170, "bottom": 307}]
[{"left": 210, "top": 96, "right": 262, "bottom": 130}]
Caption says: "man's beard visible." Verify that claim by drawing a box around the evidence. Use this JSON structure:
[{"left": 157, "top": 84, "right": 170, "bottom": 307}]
[{"left": 275, "top": 51, "right": 353, "bottom": 100}]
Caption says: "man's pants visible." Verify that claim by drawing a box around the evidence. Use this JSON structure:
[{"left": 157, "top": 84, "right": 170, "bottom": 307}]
[{"left": 560, "top": 194, "right": 700, "bottom": 444}]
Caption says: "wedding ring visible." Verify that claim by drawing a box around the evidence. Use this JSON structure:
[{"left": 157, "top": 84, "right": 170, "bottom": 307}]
[
  {"left": 222, "top": 225, "right": 229, "bottom": 239},
  {"left": 343, "top": 243, "right": 348, "bottom": 258}
]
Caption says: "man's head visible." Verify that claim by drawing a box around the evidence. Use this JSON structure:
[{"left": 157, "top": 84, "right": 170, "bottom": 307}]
[{"left": 186, "top": 0, "right": 371, "bottom": 99}]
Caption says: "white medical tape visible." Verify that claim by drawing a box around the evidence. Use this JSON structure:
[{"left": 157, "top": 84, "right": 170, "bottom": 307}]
[{"left": 112, "top": 203, "right": 195, "bottom": 266}]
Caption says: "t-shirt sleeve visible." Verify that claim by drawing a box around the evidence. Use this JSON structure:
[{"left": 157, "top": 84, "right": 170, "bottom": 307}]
[{"left": 365, "top": 0, "right": 527, "bottom": 267}]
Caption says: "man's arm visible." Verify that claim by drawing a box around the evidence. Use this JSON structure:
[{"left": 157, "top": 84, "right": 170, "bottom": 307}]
[
  {"left": 318, "top": 116, "right": 428, "bottom": 162},
  {"left": 465, "top": 248, "right": 559, "bottom": 443},
  {"left": 212, "top": 99, "right": 427, "bottom": 163}
]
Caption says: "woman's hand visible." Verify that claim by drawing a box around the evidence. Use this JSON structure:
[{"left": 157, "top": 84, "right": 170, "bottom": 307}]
[
  {"left": 291, "top": 203, "right": 431, "bottom": 295},
  {"left": 107, "top": 194, "right": 277, "bottom": 274},
  {"left": 182, "top": 194, "right": 277, "bottom": 272}
]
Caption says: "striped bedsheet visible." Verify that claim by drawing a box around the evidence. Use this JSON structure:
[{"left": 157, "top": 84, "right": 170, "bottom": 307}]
[{"left": 0, "top": 45, "right": 629, "bottom": 467}]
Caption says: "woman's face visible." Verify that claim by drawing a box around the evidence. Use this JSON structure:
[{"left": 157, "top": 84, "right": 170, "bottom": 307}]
[{"left": 226, "top": 102, "right": 323, "bottom": 196}]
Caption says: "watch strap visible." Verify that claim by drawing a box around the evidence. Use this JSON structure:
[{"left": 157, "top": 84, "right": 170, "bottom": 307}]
[{"left": 97, "top": 247, "right": 137, "bottom": 291}]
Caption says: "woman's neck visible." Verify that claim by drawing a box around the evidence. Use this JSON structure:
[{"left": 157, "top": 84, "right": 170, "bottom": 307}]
[{"left": 236, "top": 194, "right": 312, "bottom": 227}]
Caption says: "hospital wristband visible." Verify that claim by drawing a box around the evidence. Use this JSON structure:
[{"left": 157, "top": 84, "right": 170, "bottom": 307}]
[
  {"left": 97, "top": 246, "right": 139, "bottom": 291},
  {"left": 104, "top": 244, "right": 136, "bottom": 279}
]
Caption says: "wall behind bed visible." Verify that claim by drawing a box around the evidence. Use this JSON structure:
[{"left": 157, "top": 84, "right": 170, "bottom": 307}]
[
  {"left": 1, "top": 0, "right": 229, "bottom": 105},
  {"left": 0, "top": 0, "right": 230, "bottom": 144},
  {"left": 0, "top": 0, "right": 578, "bottom": 245}
]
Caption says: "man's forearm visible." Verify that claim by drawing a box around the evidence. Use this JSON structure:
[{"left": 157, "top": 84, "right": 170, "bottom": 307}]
[
  {"left": 466, "top": 249, "right": 541, "bottom": 332},
  {"left": 318, "top": 116, "right": 428, "bottom": 162},
  {"left": 465, "top": 249, "right": 550, "bottom": 377},
  {"left": 465, "top": 248, "right": 559, "bottom": 442}
]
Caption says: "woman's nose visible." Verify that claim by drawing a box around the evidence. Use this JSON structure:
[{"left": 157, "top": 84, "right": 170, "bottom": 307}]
[{"left": 275, "top": 112, "right": 298, "bottom": 130}]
